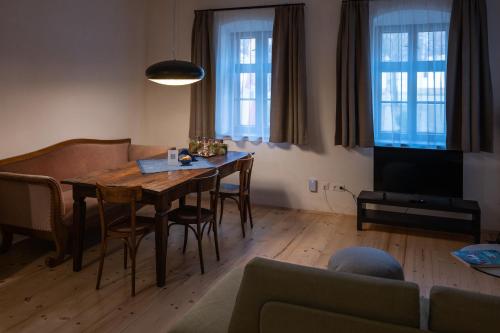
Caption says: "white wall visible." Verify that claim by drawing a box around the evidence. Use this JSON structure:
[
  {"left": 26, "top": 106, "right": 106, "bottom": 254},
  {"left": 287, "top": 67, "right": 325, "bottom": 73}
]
[
  {"left": 0, "top": 0, "right": 146, "bottom": 159},
  {"left": 143, "top": 0, "right": 500, "bottom": 230}
]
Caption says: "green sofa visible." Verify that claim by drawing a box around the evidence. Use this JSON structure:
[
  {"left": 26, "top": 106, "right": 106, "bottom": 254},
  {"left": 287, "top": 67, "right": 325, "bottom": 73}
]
[{"left": 169, "top": 257, "right": 500, "bottom": 333}]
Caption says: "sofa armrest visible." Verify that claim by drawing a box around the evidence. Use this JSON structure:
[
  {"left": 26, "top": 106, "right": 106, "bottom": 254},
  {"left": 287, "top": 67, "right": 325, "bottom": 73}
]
[
  {"left": 429, "top": 286, "right": 500, "bottom": 333},
  {"left": 0, "top": 172, "right": 64, "bottom": 232},
  {"left": 228, "top": 257, "right": 421, "bottom": 333},
  {"left": 128, "top": 144, "right": 171, "bottom": 161}
]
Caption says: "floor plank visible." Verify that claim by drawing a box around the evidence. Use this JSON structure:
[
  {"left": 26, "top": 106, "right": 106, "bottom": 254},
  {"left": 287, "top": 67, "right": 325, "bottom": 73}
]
[{"left": 1, "top": 202, "right": 499, "bottom": 332}]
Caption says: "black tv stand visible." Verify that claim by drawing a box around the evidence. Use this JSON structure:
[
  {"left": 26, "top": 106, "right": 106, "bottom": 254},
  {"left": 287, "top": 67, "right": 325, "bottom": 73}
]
[{"left": 357, "top": 191, "right": 481, "bottom": 243}]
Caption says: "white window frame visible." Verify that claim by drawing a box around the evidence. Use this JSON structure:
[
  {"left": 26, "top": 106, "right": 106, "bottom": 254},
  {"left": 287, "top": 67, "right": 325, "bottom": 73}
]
[
  {"left": 373, "top": 23, "right": 448, "bottom": 148},
  {"left": 232, "top": 31, "right": 272, "bottom": 137}
]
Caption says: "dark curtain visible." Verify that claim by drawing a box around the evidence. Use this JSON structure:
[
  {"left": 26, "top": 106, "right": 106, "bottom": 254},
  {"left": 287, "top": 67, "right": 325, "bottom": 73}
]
[
  {"left": 190, "top": 10, "right": 215, "bottom": 139},
  {"left": 446, "top": 0, "right": 494, "bottom": 152},
  {"left": 335, "top": 0, "right": 373, "bottom": 148},
  {"left": 270, "top": 5, "right": 308, "bottom": 145}
]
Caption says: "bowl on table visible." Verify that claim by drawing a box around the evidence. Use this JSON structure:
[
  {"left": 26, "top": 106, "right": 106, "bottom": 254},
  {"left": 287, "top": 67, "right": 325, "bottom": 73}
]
[{"left": 179, "top": 154, "right": 193, "bottom": 166}]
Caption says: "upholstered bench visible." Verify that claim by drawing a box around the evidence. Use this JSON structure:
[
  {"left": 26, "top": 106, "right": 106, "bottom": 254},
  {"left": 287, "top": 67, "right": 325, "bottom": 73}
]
[{"left": 0, "top": 138, "right": 168, "bottom": 266}]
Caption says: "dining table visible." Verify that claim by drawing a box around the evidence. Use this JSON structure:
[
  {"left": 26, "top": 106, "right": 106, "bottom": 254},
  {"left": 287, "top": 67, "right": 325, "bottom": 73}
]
[{"left": 62, "top": 151, "right": 249, "bottom": 287}]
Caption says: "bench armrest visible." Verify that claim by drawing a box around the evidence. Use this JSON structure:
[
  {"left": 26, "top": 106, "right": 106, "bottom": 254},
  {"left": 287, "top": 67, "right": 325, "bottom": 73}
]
[{"left": 0, "top": 172, "right": 64, "bottom": 232}]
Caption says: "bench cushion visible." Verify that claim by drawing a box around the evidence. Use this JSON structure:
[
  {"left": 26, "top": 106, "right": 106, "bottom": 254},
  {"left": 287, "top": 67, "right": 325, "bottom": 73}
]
[{"left": 260, "top": 302, "right": 423, "bottom": 333}]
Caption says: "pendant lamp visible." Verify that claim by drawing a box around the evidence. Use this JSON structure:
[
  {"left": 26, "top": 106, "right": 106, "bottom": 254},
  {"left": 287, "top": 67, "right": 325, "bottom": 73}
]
[{"left": 146, "top": 0, "right": 205, "bottom": 86}]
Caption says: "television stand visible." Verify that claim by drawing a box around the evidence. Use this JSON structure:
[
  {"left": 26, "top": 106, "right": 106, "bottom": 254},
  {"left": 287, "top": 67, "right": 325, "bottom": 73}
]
[{"left": 357, "top": 191, "right": 481, "bottom": 243}]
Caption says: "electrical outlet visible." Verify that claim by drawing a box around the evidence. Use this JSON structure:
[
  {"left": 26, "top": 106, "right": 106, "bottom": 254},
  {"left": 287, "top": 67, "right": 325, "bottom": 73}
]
[
  {"left": 322, "top": 182, "right": 330, "bottom": 191},
  {"left": 332, "top": 184, "right": 346, "bottom": 192}
]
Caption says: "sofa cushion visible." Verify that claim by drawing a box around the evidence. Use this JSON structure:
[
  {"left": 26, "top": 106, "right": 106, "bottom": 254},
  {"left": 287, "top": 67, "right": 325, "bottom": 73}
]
[
  {"left": 260, "top": 302, "right": 424, "bottom": 333},
  {"left": 328, "top": 247, "right": 405, "bottom": 280},
  {"left": 228, "top": 257, "right": 420, "bottom": 333},
  {"left": 168, "top": 266, "right": 244, "bottom": 333},
  {"left": 429, "top": 286, "right": 500, "bottom": 333}
]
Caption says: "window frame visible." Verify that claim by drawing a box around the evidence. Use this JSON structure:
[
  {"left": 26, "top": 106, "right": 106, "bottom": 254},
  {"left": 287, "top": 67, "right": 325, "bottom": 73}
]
[{"left": 373, "top": 23, "right": 448, "bottom": 148}]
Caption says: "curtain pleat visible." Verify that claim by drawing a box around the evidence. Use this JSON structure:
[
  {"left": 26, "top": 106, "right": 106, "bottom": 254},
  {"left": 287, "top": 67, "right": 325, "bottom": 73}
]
[
  {"left": 446, "top": 0, "right": 494, "bottom": 152},
  {"left": 335, "top": 0, "right": 373, "bottom": 148},
  {"left": 270, "top": 5, "right": 308, "bottom": 145},
  {"left": 190, "top": 11, "right": 215, "bottom": 139}
]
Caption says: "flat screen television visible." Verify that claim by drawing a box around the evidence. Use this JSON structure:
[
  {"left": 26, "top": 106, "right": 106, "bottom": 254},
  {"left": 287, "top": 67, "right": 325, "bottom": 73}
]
[{"left": 374, "top": 147, "right": 463, "bottom": 198}]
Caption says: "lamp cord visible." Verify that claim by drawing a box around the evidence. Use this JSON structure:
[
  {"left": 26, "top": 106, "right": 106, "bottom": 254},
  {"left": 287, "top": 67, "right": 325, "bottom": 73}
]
[{"left": 171, "top": 0, "right": 177, "bottom": 59}]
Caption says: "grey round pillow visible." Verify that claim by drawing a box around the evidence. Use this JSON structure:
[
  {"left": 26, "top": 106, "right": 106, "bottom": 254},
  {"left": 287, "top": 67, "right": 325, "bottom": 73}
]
[{"left": 328, "top": 247, "right": 404, "bottom": 280}]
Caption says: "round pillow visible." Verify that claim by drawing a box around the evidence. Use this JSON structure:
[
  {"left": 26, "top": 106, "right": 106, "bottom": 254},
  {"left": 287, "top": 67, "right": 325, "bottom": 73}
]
[{"left": 328, "top": 247, "right": 404, "bottom": 280}]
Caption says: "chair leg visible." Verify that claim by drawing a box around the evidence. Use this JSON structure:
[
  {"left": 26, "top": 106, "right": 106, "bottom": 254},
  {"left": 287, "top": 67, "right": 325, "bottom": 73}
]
[
  {"left": 123, "top": 243, "right": 128, "bottom": 269},
  {"left": 212, "top": 219, "right": 220, "bottom": 261},
  {"left": 219, "top": 197, "right": 225, "bottom": 225},
  {"left": 246, "top": 195, "right": 254, "bottom": 229},
  {"left": 95, "top": 240, "right": 107, "bottom": 290},
  {"left": 130, "top": 246, "right": 137, "bottom": 297},
  {"left": 195, "top": 224, "right": 205, "bottom": 274},
  {"left": 237, "top": 199, "right": 246, "bottom": 238},
  {"left": 0, "top": 227, "right": 13, "bottom": 254},
  {"left": 182, "top": 224, "right": 189, "bottom": 254}
]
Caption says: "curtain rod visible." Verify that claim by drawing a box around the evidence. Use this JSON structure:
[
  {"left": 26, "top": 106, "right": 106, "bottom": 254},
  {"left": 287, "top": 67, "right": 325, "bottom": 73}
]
[{"left": 195, "top": 3, "right": 305, "bottom": 13}]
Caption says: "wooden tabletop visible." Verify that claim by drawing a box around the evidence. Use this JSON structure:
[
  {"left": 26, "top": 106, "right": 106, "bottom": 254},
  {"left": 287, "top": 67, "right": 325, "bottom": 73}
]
[{"left": 61, "top": 151, "right": 249, "bottom": 194}]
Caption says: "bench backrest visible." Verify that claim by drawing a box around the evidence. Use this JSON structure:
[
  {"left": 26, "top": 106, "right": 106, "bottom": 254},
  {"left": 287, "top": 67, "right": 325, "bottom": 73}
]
[{"left": 0, "top": 139, "right": 131, "bottom": 190}]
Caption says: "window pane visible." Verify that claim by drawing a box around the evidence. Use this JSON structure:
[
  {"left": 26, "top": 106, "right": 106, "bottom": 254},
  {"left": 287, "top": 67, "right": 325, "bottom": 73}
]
[
  {"left": 381, "top": 72, "right": 408, "bottom": 102},
  {"left": 417, "top": 31, "right": 446, "bottom": 61},
  {"left": 417, "top": 103, "right": 445, "bottom": 133},
  {"left": 268, "top": 38, "right": 272, "bottom": 63},
  {"left": 240, "top": 38, "right": 256, "bottom": 64},
  {"left": 381, "top": 32, "right": 408, "bottom": 62},
  {"left": 240, "top": 100, "right": 256, "bottom": 126},
  {"left": 240, "top": 73, "right": 255, "bottom": 99},
  {"left": 381, "top": 103, "right": 408, "bottom": 133},
  {"left": 417, "top": 72, "right": 445, "bottom": 102}
]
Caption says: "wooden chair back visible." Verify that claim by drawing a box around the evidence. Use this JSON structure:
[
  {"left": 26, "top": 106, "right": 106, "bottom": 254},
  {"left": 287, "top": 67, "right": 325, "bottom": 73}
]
[
  {"left": 236, "top": 155, "right": 254, "bottom": 194},
  {"left": 188, "top": 169, "right": 220, "bottom": 218},
  {"left": 96, "top": 183, "right": 142, "bottom": 237}
]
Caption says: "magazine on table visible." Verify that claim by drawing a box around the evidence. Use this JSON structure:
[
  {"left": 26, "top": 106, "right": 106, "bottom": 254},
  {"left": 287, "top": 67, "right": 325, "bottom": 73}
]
[{"left": 452, "top": 248, "right": 500, "bottom": 268}]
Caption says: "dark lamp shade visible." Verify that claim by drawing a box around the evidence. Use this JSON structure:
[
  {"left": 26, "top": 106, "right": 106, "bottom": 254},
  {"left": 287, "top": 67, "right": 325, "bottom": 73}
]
[{"left": 145, "top": 60, "right": 205, "bottom": 86}]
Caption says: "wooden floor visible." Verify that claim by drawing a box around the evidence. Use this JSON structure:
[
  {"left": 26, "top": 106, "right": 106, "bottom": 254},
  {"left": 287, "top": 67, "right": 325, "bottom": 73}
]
[{"left": 1, "top": 202, "right": 499, "bottom": 332}]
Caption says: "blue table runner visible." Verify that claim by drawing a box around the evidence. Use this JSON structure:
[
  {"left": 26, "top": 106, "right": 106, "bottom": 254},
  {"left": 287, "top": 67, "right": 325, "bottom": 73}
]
[{"left": 136, "top": 157, "right": 215, "bottom": 174}]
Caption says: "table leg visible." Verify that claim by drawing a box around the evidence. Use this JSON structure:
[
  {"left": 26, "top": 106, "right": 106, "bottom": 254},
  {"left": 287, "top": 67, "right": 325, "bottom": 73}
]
[
  {"left": 72, "top": 195, "right": 86, "bottom": 272},
  {"left": 473, "top": 212, "right": 481, "bottom": 244},
  {"left": 155, "top": 205, "right": 169, "bottom": 287},
  {"left": 357, "top": 201, "right": 363, "bottom": 231}
]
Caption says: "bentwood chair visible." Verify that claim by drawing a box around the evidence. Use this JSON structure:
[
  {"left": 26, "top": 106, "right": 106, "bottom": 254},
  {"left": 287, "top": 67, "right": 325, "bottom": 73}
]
[
  {"left": 95, "top": 184, "right": 155, "bottom": 297},
  {"left": 215, "top": 155, "right": 254, "bottom": 238},
  {"left": 168, "top": 169, "right": 220, "bottom": 274}
]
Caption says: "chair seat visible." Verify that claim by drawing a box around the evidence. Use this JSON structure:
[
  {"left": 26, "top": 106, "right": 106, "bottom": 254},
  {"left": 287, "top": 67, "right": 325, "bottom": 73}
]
[
  {"left": 218, "top": 183, "right": 240, "bottom": 195},
  {"left": 169, "top": 206, "right": 214, "bottom": 224},
  {"left": 108, "top": 216, "right": 155, "bottom": 234}
]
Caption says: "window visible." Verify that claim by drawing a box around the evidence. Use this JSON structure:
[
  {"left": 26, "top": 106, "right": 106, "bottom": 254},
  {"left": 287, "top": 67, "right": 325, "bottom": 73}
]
[
  {"left": 214, "top": 9, "right": 274, "bottom": 142},
  {"left": 371, "top": 6, "right": 451, "bottom": 149}
]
